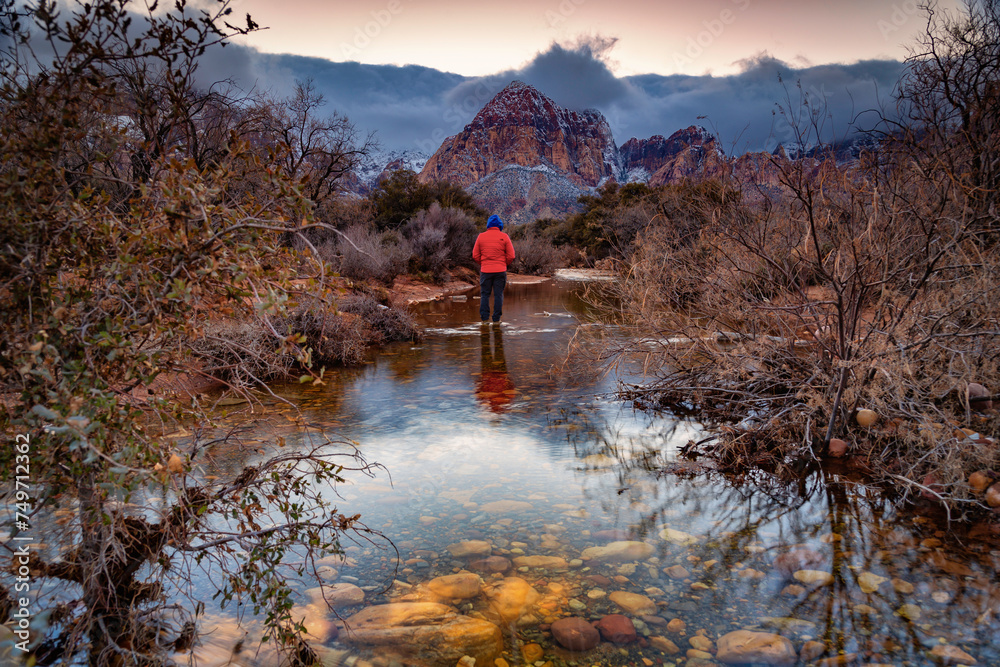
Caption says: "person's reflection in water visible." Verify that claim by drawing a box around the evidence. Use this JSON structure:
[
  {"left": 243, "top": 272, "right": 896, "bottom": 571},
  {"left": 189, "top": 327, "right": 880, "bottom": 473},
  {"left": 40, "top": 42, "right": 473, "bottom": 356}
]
[{"left": 476, "top": 324, "right": 515, "bottom": 413}]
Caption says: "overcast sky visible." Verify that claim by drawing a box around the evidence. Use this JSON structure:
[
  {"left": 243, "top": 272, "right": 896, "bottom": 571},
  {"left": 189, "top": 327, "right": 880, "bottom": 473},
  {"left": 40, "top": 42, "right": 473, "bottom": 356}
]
[
  {"left": 228, "top": 0, "right": 957, "bottom": 77},
  {"left": 200, "top": 0, "right": 963, "bottom": 156},
  {"left": 36, "top": 0, "right": 961, "bottom": 157}
]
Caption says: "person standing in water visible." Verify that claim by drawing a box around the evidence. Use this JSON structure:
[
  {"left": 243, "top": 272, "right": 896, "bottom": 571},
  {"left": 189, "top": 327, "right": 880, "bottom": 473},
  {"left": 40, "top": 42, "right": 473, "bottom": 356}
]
[{"left": 472, "top": 214, "right": 515, "bottom": 324}]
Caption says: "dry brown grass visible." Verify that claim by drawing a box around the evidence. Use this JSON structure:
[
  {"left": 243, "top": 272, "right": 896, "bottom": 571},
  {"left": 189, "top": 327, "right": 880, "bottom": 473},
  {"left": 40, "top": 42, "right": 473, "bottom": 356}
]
[{"left": 599, "top": 151, "right": 1000, "bottom": 520}]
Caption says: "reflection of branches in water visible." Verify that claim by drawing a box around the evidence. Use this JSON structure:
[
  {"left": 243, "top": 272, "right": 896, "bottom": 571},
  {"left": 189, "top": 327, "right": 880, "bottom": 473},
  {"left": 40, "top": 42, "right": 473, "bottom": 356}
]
[{"left": 584, "top": 434, "right": 997, "bottom": 662}]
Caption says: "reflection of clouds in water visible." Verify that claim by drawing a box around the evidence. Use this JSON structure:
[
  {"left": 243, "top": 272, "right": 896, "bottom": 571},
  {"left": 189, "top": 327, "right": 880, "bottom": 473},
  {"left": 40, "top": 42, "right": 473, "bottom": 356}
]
[{"left": 425, "top": 326, "right": 560, "bottom": 336}]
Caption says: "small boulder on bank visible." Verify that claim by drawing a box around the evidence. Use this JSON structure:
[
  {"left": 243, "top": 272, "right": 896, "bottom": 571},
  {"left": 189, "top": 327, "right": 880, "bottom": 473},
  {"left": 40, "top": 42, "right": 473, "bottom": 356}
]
[{"left": 968, "top": 382, "right": 992, "bottom": 411}]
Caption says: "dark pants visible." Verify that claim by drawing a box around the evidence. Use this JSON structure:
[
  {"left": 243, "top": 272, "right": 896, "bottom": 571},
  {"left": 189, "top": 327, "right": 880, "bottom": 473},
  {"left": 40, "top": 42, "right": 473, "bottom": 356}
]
[{"left": 479, "top": 271, "right": 506, "bottom": 322}]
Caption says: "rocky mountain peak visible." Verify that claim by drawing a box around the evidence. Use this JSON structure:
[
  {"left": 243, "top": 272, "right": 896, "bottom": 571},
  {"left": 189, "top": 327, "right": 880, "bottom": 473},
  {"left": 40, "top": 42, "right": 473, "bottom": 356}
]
[
  {"left": 468, "top": 80, "right": 611, "bottom": 141},
  {"left": 419, "top": 80, "right": 619, "bottom": 192}
]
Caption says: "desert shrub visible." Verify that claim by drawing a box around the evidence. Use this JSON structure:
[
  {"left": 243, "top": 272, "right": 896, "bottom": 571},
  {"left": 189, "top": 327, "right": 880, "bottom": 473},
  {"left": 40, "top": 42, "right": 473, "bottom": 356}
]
[
  {"left": 562, "top": 180, "right": 736, "bottom": 260},
  {"left": 510, "top": 230, "right": 567, "bottom": 275},
  {"left": 339, "top": 294, "right": 420, "bottom": 344},
  {"left": 287, "top": 296, "right": 418, "bottom": 366},
  {"left": 402, "top": 202, "right": 477, "bottom": 281},
  {"left": 0, "top": 3, "right": 383, "bottom": 662},
  {"left": 191, "top": 317, "right": 295, "bottom": 385},
  {"left": 369, "top": 169, "right": 486, "bottom": 231},
  {"left": 334, "top": 224, "right": 410, "bottom": 284},
  {"left": 602, "top": 118, "right": 1000, "bottom": 519}
]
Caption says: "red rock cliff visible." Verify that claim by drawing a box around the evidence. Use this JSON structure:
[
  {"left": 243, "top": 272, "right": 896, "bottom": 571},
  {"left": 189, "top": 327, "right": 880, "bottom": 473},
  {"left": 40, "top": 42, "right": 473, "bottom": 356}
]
[{"left": 419, "top": 81, "right": 619, "bottom": 188}]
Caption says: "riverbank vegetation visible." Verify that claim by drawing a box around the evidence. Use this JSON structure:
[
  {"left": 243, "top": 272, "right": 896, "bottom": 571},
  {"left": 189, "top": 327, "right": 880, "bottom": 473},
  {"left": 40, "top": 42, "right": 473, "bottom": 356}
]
[
  {"left": 586, "top": 1, "right": 1000, "bottom": 521},
  {"left": 0, "top": 1, "right": 409, "bottom": 663}
]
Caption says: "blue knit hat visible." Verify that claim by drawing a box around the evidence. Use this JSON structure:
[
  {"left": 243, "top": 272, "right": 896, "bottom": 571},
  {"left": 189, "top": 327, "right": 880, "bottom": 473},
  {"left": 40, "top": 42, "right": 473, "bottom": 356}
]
[{"left": 487, "top": 214, "right": 504, "bottom": 230}]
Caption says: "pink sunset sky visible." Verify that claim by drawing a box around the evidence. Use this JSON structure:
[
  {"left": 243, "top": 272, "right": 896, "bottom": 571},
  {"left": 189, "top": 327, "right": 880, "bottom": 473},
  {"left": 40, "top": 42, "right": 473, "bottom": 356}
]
[{"left": 228, "top": 0, "right": 961, "bottom": 76}]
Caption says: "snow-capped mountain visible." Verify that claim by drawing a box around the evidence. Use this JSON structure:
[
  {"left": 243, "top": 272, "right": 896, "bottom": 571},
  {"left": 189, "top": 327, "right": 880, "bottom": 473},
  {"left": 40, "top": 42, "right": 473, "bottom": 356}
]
[
  {"left": 353, "top": 149, "right": 430, "bottom": 190},
  {"left": 350, "top": 80, "right": 877, "bottom": 223}
]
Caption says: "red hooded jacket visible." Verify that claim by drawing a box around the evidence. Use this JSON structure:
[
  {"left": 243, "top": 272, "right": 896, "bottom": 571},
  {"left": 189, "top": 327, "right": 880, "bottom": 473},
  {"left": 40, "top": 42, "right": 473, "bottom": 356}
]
[{"left": 472, "top": 228, "right": 515, "bottom": 273}]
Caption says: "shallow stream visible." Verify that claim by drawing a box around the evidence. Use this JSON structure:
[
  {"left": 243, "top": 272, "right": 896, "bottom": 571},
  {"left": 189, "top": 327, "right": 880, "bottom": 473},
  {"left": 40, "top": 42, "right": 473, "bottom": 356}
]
[{"left": 185, "top": 278, "right": 999, "bottom": 666}]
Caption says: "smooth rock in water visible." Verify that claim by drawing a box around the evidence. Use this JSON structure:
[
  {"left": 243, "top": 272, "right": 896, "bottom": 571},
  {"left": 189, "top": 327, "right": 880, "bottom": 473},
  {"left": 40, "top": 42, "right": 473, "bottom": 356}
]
[
  {"left": 987, "top": 483, "right": 1000, "bottom": 508},
  {"left": 738, "top": 568, "right": 765, "bottom": 580},
  {"left": 800, "top": 640, "right": 826, "bottom": 662},
  {"left": 793, "top": 570, "right": 834, "bottom": 586},
  {"left": 773, "top": 549, "right": 823, "bottom": 578},
  {"left": 316, "top": 582, "right": 365, "bottom": 609},
  {"left": 608, "top": 591, "right": 657, "bottom": 616},
  {"left": 580, "top": 540, "right": 654, "bottom": 562},
  {"left": 521, "top": 642, "right": 544, "bottom": 662},
  {"left": 690, "top": 635, "right": 714, "bottom": 652},
  {"left": 550, "top": 617, "right": 600, "bottom": 651},
  {"left": 897, "top": 603, "right": 922, "bottom": 621},
  {"left": 929, "top": 643, "right": 977, "bottom": 665},
  {"left": 666, "top": 618, "right": 686, "bottom": 634},
  {"left": 512, "top": 555, "right": 568, "bottom": 569},
  {"left": 479, "top": 500, "right": 533, "bottom": 513},
  {"left": 468, "top": 556, "right": 510, "bottom": 573},
  {"left": 659, "top": 527, "right": 699, "bottom": 545},
  {"left": 716, "top": 630, "right": 797, "bottom": 666},
  {"left": 427, "top": 573, "right": 482, "bottom": 600},
  {"left": 968, "top": 471, "right": 992, "bottom": 493},
  {"left": 650, "top": 636, "right": 681, "bottom": 654},
  {"left": 857, "top": 572, "right": 887, "bottom": 594},
  {"left": 780, "top": 584, "right": 806, "bottom": 597},
  {"left": 891, "top": 578, "right": 915, "bottom": 594},
  {"left": 447, "top": 540, "right": 492, "bottom": 558},
  {"left": 342, "top": 602, "right": 502, "bottom": 665},
  {"left": 482, "top": 577, "right": 540, "bottom": 624},
  {"left": 664, "top": 565, "right": 690, "bottom": 580},
  {"left": 289, "top": 603, "right": 336, "bottom": 642},
  {"left": 827, "top": 438, "right": 848, "bottom": 457},
  {"left": 457, "top": 657, "right": 475, "bottom": 667},
  {"left": 596, "top": 614, "right": 637, "bottom": 644}
]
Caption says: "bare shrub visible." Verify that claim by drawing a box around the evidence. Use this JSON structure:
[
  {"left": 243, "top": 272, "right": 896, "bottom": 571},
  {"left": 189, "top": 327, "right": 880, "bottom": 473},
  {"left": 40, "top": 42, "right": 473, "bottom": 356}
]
[
  {"left": 287, "top": 295, "right": 419, "bottom": 366},
  {"left": 601, "top": 89, "right": 1000, "bottom": 519},
  {"left": 402, "top": 202, "right": 477, "bottom": 281},
  {"left": 334, "top": 224, "right": 410, "bottom": 284},
  {"left": 339, "top": 294, "right": 420, "bottom": 344},
  {"left": 512, "top": 230, "right": 570, "bottom": 275},
  {"left": 191, "top": 316, "right": 295, "bottom": 386}
]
